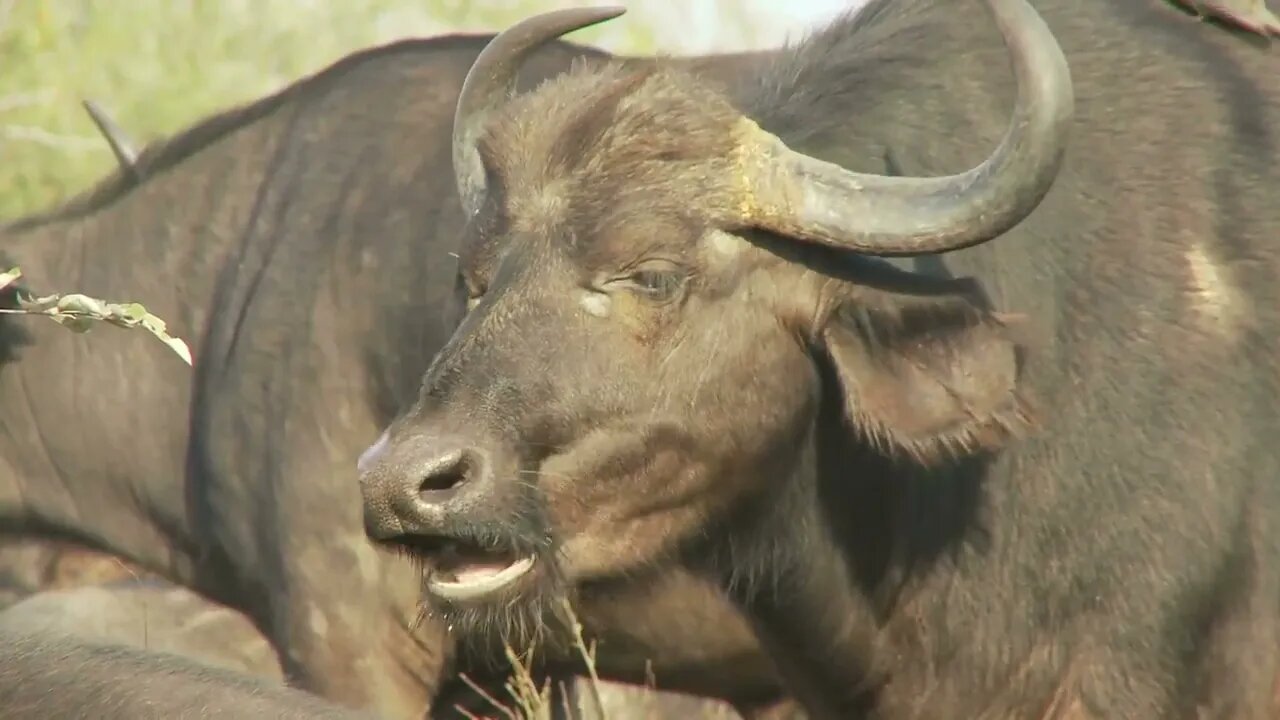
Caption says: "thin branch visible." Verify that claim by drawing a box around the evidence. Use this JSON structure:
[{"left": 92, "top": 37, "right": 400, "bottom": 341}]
[
  {"left": 559, "top": 598, "right": 606, "bottom": 720},
  {"left": 0, "top": 267, "right": 193, "bottom": 365},
  {"left": 458, "top": 672, "right": 519, "bottom": 720}
]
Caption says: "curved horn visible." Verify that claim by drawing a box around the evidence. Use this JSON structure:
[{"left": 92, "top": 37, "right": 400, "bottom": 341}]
[
  {"left": 737, "top": 0, "right": 1074, "bottom": 256},
  {"left": 81, "top": 99, "right": 140, "bottom": 179},
  {"left": 452, "top": 6, "right": 625, "bottom": 219}
]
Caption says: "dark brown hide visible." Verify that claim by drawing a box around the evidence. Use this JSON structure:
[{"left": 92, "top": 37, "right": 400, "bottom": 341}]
[
  {"left": 0, "top": 31, "right": 800, "bottom": 720},
  {"left": 361, "top": 1, "right": 1280, "bottom": 719},
  {"left": 0, "top": 579, "right": 285, "bottom": 681},
  {"left": 0, "top": 628, "right": 376, "bottom": 720}
]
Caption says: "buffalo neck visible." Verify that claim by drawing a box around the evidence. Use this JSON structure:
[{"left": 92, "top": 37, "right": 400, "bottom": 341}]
[
  {"left": 0, "top": 122, "right": 272, "bottom": 594},
  {"left": 705, "top": 396, "right": 896, "bottom": 718},
  {"left": 0, "top": 219, "right": 206, "bottom": 587},
  {"left": 703, "top": 344, "right": 1008, "bottom": 719}
]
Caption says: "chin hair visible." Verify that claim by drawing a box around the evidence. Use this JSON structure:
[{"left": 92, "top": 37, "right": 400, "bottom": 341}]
[
  {"left": 421, "top": 557, "right": 577, "bottom": 672},
  {"left": 405, "top": 483, "right": 579, "bottom": 672}
]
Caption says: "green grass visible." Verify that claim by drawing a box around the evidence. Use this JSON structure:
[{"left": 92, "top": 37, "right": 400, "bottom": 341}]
[{"left": 0, "top": 0, "right": 674, "bottom": 222}]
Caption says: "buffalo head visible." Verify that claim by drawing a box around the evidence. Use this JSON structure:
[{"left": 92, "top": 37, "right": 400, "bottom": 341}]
[{"left": 359, "top": 0, "right": 1072, "bottom": 657}]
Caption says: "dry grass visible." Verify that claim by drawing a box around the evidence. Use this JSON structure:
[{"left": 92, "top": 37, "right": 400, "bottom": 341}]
[
  {"left": 458, "top": 607, "right": 742, "bottom": 712},
  {"left": 448, "top": 599, "right": 742, "bottom": 719}
]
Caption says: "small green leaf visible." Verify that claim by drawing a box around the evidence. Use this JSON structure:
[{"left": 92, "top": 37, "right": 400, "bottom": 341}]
[
  {"left": 138, "top": 312, "right": 168, "bottom": 335},
  {"left": 138, "top": 312, "right": 192, "bottom": 365},
  {"left": 157, "top": 333, "right": 193, "bottom": 366},
  {"left": 50, "top": 314, "right": 96, "bottom": 333},
  {"left": 55, "top": 293, "right": 107, "bottom": 317},
  {"left": 1, "top": 283, "right": 192, "bottom": 366},
  {"left": 17, "top": 292, "right": 59, "bottom": 313},
  {"left": 0, "top": 267, "right": 22, "bottom": 292},
  {"left": 102, "top": 302, "right": 149, "bottom": 329},
  {"left": 114, "top": 302, "right": 149, "bottom": 324}
]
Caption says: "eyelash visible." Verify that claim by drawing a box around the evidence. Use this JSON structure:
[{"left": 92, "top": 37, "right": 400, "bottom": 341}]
[
  {"left": 460, "top": 265, "right": 688, "bottom": 309},
  {"left": 621, "top": 267, "right": 686, "bottom": 302}
]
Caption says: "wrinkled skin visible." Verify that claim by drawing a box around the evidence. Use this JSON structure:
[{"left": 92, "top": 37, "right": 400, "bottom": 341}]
[
  {"left": 361, "top": 1, "right": 1280, "bottom": 718},
  {"left": 0, "top": 627, "right": 377, "bottom": 720},
  {"left": 0, "top": 578, "right": 285, "bottom": 681},
  {"left": 0, "top": 539, "right": 143, "bottom": 610},
  {"left": 0, "top": 552, "right": 780, "bottom": 718},
  {"left": 0, "top": 32, "right": 802, "bottom": 720}
]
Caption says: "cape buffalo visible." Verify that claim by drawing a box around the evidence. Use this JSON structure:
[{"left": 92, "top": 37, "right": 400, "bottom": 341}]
[
  {"left": 359, "top": 0, "right": 1280, "bottom": 718},
  {"left": 0, "top": 628, "right": 376, "bottom": 720},
  {"left": 0, "top": 28, "right": 801, "bottom": 720}
]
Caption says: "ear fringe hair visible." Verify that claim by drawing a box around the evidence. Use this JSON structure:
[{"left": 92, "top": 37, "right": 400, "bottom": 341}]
[{"left": 837, "top": 306, "right": 1039, "bottom": 467}]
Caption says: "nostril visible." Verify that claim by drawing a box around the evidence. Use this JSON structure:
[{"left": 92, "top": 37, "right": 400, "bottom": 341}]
[
  {"left": 419, "top": 462, "right": 467, "bottom": 493},
  {"left": 416, "top": 448, "right": 475, "bottom": 499}
]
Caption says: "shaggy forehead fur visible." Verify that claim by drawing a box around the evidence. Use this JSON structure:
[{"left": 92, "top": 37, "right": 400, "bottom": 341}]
[{"left": 475, "top": 62, "right": 750, "bottom": 241}]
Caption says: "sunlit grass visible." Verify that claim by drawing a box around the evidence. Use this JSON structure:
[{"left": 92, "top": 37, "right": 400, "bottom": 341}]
[{"left": 0, "top": 0, "right": 671, "bottom": 221}]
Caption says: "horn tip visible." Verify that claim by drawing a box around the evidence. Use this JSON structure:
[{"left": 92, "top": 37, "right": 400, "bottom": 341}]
[{"left": 589, "top": 6, "right": 627, "bottom": 22}]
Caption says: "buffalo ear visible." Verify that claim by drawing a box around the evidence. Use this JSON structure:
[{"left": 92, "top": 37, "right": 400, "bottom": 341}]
[{"left": 817, "top": 271, "right": 1032, "bottom": 464}]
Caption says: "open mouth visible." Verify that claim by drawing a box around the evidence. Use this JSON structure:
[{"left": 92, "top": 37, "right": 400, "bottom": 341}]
[{"left": 398, "top": 536, "right": 537, "bottom": 602}]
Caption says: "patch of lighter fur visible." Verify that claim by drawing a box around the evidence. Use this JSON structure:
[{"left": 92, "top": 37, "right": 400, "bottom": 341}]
[
  {"left": 580, "top": 292, "right": 611, "bottom": 318},
  {"left": 307, "top": 605, "right": 329, "bottom": 639},
  {"left": 178, "top": 602, "right": 232, "bottom": 632},
  {"left": 346, "top": 536, "right": 382, "bottom": 584},
  {"left": 512, "top": 181, "right": 570, "bottom": 234},
  {"left": 704, "top": 228, "right": 747, "bottom": 259},
  {"left": 357, "top": 429, "right": 389, "bottom": 475},
  {"left": 1184, "top": 242, "right": 1247, "bottom": 343}
]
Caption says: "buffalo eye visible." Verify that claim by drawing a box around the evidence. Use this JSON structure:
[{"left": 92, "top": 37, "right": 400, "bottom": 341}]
[{"left": 618, "top": 264, "right": 686, "bottom": 303}]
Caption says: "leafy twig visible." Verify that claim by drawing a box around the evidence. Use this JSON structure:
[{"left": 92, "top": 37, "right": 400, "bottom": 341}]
[{"left": 0, "top": 266, "right": 192, "bottom": 365}]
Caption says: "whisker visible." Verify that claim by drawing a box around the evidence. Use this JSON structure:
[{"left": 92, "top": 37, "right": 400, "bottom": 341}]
[
  {"left": 516, "top": 440, "right": 562, "bottom": 450},
  {"left": 516, "top": 468, "right": 584, "bottom": 483}
]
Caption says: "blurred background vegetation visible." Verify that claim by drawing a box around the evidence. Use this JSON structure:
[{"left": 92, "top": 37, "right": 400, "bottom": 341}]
[{"left": 0, "top": 0, "right": 849, "bottom": 222}]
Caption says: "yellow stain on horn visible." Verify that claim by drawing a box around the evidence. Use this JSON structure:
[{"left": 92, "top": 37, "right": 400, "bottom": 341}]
[{"left": 730, "top": 117, "right": 776, "bottom": 222}]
